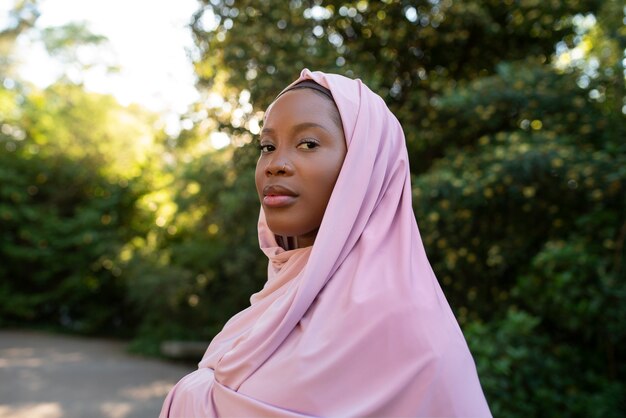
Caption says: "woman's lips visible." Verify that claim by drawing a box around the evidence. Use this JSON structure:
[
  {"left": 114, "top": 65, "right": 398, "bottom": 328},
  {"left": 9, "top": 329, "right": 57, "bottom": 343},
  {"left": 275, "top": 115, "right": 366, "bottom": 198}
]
[
  {"left": 262, "top": 184, "right": 297, "bottom": 208},
  {"left": 263, "top": 195, "right": 297, "bottom": 208}
]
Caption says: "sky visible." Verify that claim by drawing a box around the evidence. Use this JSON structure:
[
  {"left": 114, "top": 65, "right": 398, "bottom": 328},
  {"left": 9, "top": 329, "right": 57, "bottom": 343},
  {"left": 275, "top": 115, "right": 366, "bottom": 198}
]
[{"left": 5, "top": 0, "right": 201, "bottom": 129}]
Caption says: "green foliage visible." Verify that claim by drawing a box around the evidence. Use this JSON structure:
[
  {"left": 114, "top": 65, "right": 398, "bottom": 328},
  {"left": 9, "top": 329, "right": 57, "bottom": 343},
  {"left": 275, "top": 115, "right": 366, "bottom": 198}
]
[
  {"left": 411, "top": 35, "right": 624, "bottom": 418},
  {"left": 466, "top": 310, "right": 625, "bottom": 417},
  {"left": 190, "top": 0, "right": 604, "bottom": 169},
  {"left": 39, "top": 21, "right": 118, "bottom": 77},
  {"left": 0, "top": 0, "right": 39, "bottom": 74},
  {"left": 125, "top": 144, "right": 265, "bottom": 345},
  {"left": 41, "top": 21, "right": 107, "bottom": 56},
  {"left": 0, "top": 76, "right": 156, "bottom": 334},
  {"left": 0, "top": 148, "right": 140, "bottom": 333},
  {"left": 412, "top": 63, "right": 625, "bottom": 324}
]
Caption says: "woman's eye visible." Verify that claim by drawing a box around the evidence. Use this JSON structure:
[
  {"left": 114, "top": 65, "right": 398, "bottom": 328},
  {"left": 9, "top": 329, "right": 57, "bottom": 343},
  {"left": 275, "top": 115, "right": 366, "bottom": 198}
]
[
  {"left": 296, "top": 140, "right": 319, "bottom": 150},
  {"left": 258, "top": 144, "right": 275, "bottom": 153}
]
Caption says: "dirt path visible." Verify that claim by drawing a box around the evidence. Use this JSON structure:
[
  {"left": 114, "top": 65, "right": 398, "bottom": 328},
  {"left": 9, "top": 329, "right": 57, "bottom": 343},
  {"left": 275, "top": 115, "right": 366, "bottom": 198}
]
[{"left": 0, "top": 330, "right": 195, "bottom": 418}]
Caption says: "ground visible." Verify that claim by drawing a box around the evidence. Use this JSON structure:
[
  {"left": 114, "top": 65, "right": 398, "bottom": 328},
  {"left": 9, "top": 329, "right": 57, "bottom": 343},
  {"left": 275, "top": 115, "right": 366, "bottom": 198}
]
[{"left": 0, "top": 330, "right": 195, "bottom": 418}]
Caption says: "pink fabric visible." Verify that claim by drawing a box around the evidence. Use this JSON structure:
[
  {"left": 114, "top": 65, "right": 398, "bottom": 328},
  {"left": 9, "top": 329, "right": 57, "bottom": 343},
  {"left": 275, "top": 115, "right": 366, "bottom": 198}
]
[{"left": 160, "top": 69, "right": 491, "bottom": 417}]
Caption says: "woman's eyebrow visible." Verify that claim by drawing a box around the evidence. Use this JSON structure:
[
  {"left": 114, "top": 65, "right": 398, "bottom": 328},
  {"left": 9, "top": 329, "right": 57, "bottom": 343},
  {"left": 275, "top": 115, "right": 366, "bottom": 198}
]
[
  {"left": 261, "top": 122, "right": 330, "bottom": 137},
  {"left": 260, "top": 127, "right": 274, "bottom": 136},
  {"left": 291, "top": 122, "right": 330, "bottom": 134}
]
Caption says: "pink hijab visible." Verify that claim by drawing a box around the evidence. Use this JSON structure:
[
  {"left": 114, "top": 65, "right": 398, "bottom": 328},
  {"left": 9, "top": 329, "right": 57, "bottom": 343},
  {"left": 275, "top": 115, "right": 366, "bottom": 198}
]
[{"left": 160, "top": 69, "right": 491, "bottom": 417}]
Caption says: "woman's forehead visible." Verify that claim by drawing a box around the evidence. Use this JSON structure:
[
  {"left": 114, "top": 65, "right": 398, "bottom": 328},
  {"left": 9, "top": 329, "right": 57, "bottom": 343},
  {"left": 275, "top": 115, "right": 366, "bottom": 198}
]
[{"left": 264, "top": 89, "right": 343, "bottom": 131}]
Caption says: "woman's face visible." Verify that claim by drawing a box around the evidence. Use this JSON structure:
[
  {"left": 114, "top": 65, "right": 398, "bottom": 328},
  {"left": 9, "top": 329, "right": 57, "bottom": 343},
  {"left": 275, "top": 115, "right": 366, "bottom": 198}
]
[{"left": 255, "top": 88, "right": 346, "bottom": 248}]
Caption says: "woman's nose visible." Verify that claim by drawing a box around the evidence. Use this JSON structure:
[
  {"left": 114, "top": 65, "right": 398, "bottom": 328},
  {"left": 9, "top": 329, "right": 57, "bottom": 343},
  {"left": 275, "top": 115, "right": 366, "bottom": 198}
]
[{"left": 265, "top": 158, "right": 292, "bottom": 176}]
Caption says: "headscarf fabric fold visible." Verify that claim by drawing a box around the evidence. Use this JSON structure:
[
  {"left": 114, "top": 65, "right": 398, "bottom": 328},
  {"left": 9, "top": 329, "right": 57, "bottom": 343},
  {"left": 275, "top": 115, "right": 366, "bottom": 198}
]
[{"left": 160, "top": 69, "right": 491, "bottom": 417}]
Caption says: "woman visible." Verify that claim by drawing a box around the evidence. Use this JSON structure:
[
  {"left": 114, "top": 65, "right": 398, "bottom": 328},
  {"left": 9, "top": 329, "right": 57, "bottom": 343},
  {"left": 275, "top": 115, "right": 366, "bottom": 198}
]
[{"left": 160, "top": 69, "right": 491, "bottom": 417}]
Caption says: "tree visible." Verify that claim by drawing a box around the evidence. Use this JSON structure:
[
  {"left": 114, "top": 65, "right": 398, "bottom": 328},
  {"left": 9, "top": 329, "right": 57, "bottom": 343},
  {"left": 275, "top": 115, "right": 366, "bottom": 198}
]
[
  {"left": 0, "top": 4, "right": 160, "bottom": 335},
  {"left": 0, "top": 0, "right": 39, "bottom": 75},
  {"left": 0, "top": 83, "right": 156, "bottom": 333}
]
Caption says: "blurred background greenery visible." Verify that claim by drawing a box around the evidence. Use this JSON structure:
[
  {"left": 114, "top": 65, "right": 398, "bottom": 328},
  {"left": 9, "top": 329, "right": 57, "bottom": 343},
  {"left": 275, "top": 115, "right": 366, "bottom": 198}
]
[{"left": 1, "top": 0, "right": 625, "bottom": 416}]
